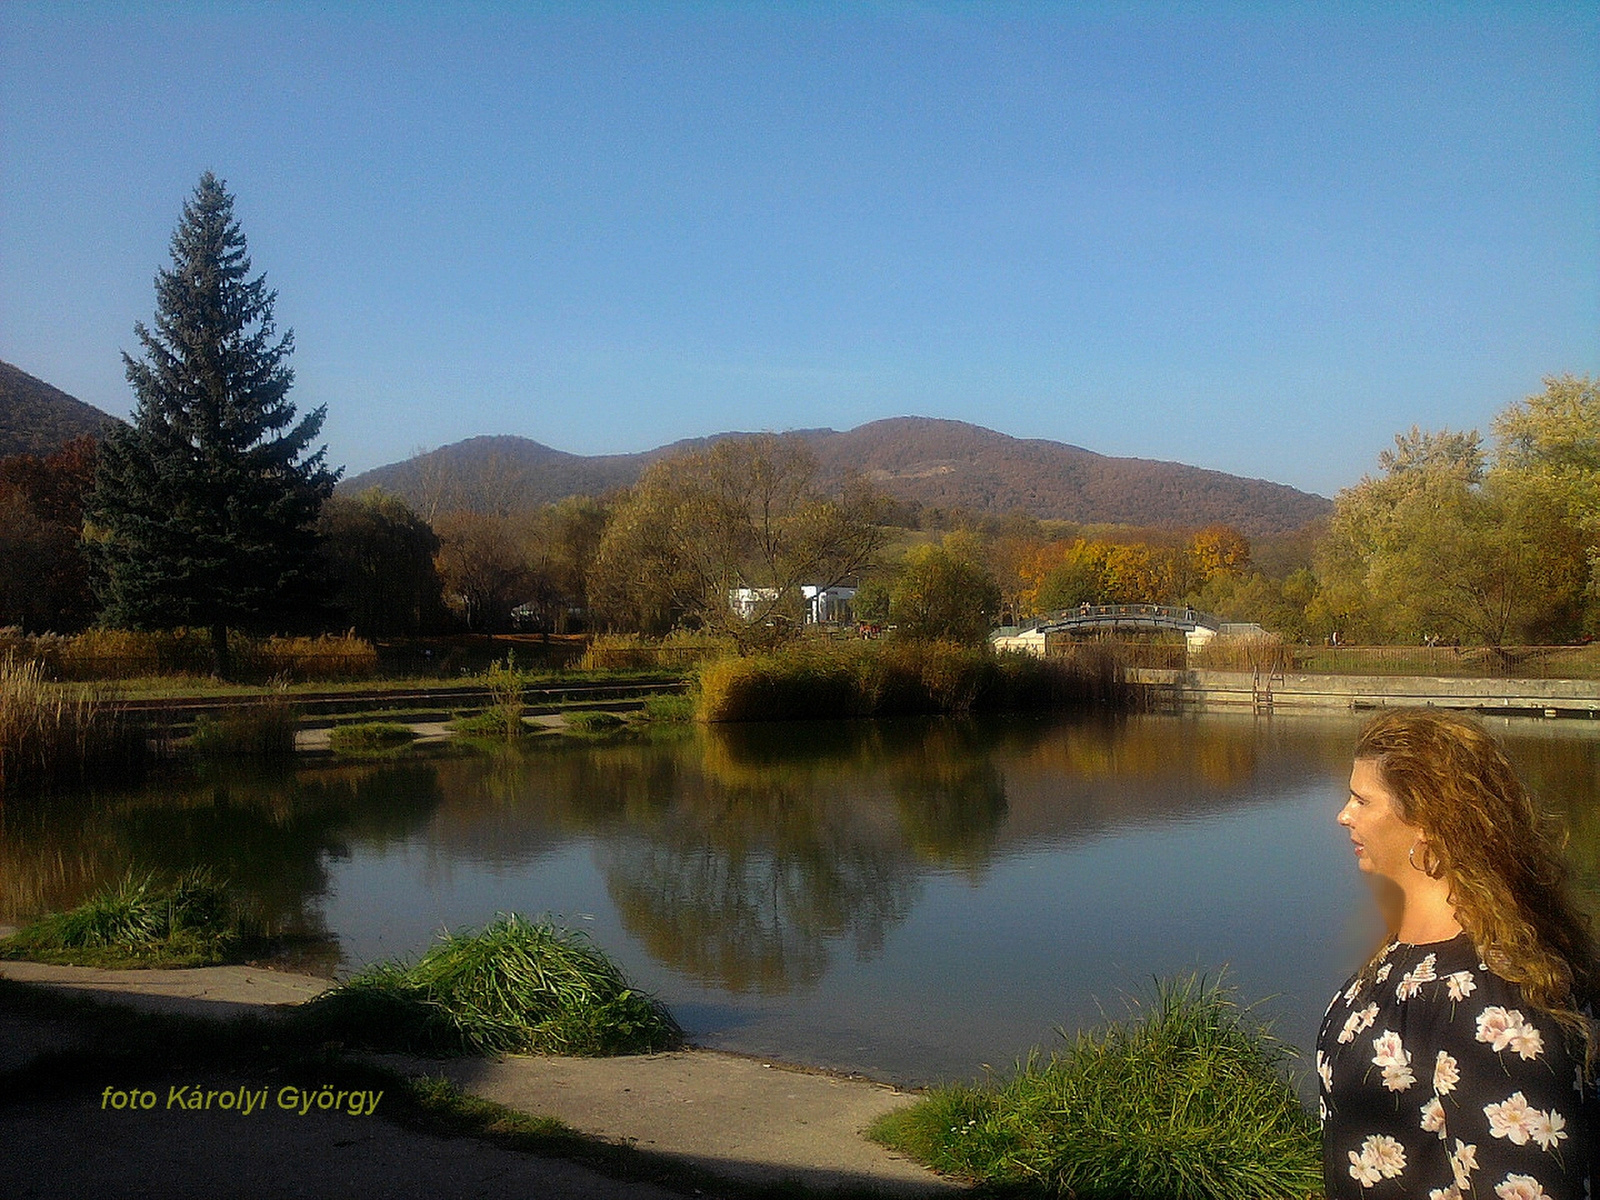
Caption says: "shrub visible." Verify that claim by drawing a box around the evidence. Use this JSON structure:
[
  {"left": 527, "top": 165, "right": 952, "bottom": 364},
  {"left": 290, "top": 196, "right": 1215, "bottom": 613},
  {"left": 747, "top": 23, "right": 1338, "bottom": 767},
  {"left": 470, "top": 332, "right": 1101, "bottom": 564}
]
[
  {"left": 640, "top": 693, "right": 695, "bottom": 722},
  {"left": 0, "top": 656, "right": 149, "bottom": 793},
  {"left": 327, "top": 722, "right": 416, "bottom": 754},
  {"left": 0, "top": 868, "right": 252, "bottom": 968},
  {"left": 298, "top": 914, "right": 682, "bottom": 1056},
  {"left": 869, "top": 976, "right": 1321, "bottom": 1200}
]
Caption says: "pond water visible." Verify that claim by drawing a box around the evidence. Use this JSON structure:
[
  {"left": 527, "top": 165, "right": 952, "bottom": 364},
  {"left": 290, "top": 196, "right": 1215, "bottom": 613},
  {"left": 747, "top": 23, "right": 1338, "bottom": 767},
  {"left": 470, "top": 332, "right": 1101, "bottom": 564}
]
[{"left": 5, "top": 710, "right": 1597, "bottom": 1086}]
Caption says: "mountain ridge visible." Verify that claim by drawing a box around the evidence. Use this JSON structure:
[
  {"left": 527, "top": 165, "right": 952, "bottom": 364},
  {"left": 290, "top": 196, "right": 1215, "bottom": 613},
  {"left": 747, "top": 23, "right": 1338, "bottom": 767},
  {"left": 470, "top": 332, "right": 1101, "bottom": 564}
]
[
  {"left": 346, "top": 416, "right": 1332, "bottom": 536},
  {"left": 0, "top": 359, "right": 122, "bottom": 458}
]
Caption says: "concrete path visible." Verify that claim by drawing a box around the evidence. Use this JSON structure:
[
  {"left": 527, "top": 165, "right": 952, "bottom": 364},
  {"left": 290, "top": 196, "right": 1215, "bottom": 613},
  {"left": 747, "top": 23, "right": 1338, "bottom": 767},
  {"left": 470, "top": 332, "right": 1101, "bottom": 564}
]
[{"left": 0, "top": 961, "right": 959, "bottom": 1198}]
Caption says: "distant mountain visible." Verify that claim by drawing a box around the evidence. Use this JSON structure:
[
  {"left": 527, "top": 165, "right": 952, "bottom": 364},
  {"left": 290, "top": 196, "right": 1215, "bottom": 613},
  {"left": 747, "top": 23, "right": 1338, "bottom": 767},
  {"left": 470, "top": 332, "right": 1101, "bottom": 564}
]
[
  {"left": 0, "top": 360, "right": 121, "bottom": 458},
  {"left": 347, "top": 417, "right": 1331, "bottom": 536}
]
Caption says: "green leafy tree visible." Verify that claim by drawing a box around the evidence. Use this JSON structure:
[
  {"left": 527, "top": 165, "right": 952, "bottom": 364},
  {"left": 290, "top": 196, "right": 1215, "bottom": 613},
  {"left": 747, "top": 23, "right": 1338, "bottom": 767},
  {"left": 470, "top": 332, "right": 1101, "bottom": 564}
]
[
  {"left": 318, "top": 489, "right": 444, "bottom": 637},
  {"left": 889, "top": 533, "right": 1001, "bottom": 645},
  {"left": 85, "top": 174, "right": 338, "bottom": 674}
]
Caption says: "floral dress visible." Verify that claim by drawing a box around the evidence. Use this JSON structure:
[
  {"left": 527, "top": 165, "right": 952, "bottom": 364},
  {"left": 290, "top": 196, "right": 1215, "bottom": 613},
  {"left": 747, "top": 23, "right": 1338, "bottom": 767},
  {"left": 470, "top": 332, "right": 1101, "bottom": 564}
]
[{"left": 1318, "top": 934, "right": 1594, "bottom": 1200}]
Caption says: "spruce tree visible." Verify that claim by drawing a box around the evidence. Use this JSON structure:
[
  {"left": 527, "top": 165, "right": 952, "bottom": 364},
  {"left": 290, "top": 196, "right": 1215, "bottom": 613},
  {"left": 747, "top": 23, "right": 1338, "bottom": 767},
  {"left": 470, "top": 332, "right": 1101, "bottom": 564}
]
[{"left": 86, "top": 173, "right": 339, "bottom": 676}]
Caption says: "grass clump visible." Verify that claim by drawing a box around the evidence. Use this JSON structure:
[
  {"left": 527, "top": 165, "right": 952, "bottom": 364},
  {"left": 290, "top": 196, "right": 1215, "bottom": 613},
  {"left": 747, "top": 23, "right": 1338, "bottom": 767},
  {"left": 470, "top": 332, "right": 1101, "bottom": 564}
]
[
  {"left": 565, "top": 710, "right": 628, "bottom": 734},
  {"left": 640, "top": 692, "right": 695, "bottom": 723},
  {"left": 299, "top": 914, "right": 683, "bottom": 1056},
  {"left": 187, "top": 692, "right": 297, "bottom": 758},
  {"left": 869, "top": 976, "right": 1321, "bottom": 1200},
  {"left": 1, "top": 869, "right": 254, "bottom": 968},
  {"left": 327, "top": 721, "right": 417, "bottom": 755},
  {"left": 449, "top": 708, "right": 529, "bottom": 739}
]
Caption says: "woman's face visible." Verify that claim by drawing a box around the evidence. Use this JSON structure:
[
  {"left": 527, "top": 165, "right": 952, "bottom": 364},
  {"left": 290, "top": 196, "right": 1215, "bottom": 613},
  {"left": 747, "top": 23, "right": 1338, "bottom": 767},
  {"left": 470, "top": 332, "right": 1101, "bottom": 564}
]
[{"left": 1338, "top": 758, "right": 1422, "bottom": 882}]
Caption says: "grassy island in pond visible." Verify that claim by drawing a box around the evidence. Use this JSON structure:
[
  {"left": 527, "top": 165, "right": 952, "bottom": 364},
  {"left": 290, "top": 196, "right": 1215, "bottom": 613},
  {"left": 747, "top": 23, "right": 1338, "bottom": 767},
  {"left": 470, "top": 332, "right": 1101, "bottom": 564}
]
[
  {"left": 870, "top": 977, "right": 1321, "bottom": 1200},
  {"left": 299, "top": 915, "right": 682, "bottom": 1057}
]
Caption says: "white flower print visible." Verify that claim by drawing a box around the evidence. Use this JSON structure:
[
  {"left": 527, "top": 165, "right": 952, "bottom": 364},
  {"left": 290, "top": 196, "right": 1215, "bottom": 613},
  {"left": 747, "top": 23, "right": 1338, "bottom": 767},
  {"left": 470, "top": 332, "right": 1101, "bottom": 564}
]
[
  {"left": 1344, "top": 978, "right": 1363, "bottom": 1004},
  {"left": 1317, "top": 1050, "right": 1333, "bottom": 1093},
  {"left": 1429, "top": 1188, "right": 1463, "bottom": 1200},
  {"left": 1445, "top": 970, "right": 1477, "bottom": 1001},
  {"left": 1476, "top": 1006, "right": 1519, "bottom": 1051},
  {"left": 1434, "top": 1049, "right": 1461, "bottom": 1095},
  {"left": 1495, "top": 1174, "right": 1553, "bottom": 1200},
  {"left": 1526, "top": 1107, "right": 1566, "bottom": 1152},
  {"left": 1375, "top": 962, "right": 1393, "bottom": 984},
  {"left": 1348, "top": 1134, "right": 1407, "bottom": 1187},
  {"left": 1371, "top": 1030, "right": 1415, "bottom": 1091},
  {"left": 1507, "top": 1021, "right": 1544, "bottom": 1061},
  {"left": 1420, "top": 1095, "right": 1448, "bottom": 1138},
  {"left": 1339, "top": 1002, "right": 1379, "bottom": 1045},
  {"left": 1319, "top": 1096, "right": 1327, "bottom": 1124},
  {"left": 1451, "top": 1140, "right": 1478, "bottom": 1190},
  {"left": 1485, "top": 1091, "right": 1537, "bottom": 1144},
  {"left": 1397, "top": 953, "right": 1439, "bottom": 1000}
]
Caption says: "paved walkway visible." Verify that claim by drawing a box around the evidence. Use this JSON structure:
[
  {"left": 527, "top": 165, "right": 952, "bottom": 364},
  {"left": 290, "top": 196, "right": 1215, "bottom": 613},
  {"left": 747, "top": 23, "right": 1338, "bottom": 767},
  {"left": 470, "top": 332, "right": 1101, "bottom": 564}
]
[{"left": 0, "top": 961, "right": 958, "bottom": 1198}]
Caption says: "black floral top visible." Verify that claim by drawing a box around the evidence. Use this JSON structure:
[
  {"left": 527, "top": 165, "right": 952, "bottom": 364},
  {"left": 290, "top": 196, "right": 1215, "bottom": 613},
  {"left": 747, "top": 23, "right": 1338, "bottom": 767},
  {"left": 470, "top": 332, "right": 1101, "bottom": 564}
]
[{"left": 1318, "top": 933, "right": 1595, "bottom": 1200}]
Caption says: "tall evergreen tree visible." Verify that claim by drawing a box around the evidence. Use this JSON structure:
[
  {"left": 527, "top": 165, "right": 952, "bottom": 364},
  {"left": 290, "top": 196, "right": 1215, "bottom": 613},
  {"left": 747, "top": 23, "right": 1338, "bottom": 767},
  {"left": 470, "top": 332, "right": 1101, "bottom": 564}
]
[{"left": 86, "top": 173, "right": 339, "bottom": 675}]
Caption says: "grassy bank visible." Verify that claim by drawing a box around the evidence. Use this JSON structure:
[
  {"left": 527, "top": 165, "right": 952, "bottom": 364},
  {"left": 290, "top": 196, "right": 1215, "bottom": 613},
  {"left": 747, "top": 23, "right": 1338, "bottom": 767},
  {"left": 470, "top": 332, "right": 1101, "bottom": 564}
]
[
  {"left": 870, "top": 977, "right": 1321, "bottom": 1200},
  {"left": 298, "top": 915, "right": 682, "bottom": 1056},
  {"left": 697, "top": 639, "right": 1130, "bottom": 722},
  {"left": 0, "top": 869, "right": 262, "bottom": 969}
]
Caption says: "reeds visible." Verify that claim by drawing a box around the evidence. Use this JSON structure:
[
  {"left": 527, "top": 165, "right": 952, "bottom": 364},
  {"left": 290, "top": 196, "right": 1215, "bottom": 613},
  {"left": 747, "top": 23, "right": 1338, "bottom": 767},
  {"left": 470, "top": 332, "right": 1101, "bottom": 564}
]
[
  {"left": 188, "top": 692, "right": 298, "bottom": 758},
  {"left": 298, "top": 914, "right": 682, "bottom": 1056},
  {"left": 0, "top": 868, "right": 252, "bottom": 968},
  {"left": 695, "top": 640, "right": 1131, "bottom": 722},
  {"left": 0, "top": 656, "right": 149, "bottom": 793},
  {"left": 3, "top": 628, "right": 378, "bottom": 682},
  {"left": 869, "top": 976, "right": 1321, "bottom": 1200}
]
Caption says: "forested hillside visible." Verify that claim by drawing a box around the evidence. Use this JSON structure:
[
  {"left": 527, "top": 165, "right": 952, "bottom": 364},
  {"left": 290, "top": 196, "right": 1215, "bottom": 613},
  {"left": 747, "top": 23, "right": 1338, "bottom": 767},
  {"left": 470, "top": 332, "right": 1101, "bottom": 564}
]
[{"left": 0, "top": 360, "right": 120, "bottom": 457}]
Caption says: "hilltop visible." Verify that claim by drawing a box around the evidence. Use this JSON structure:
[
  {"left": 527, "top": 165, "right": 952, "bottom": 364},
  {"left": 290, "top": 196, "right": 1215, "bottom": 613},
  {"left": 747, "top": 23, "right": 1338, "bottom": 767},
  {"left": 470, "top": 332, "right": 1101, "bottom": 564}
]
[
  {"left": 346, "top": 417, "right": 1331, "bottom": 536},
  {"left": 0, "top": 360, "right": 121, "bottom": 458}
]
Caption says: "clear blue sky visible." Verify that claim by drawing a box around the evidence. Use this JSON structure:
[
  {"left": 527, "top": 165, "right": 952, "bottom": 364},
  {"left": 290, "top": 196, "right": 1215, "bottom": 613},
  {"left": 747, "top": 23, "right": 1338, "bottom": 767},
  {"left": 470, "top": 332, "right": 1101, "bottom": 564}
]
[{"left": 3, "top": 2, "right": 1596, "bottom": 498}]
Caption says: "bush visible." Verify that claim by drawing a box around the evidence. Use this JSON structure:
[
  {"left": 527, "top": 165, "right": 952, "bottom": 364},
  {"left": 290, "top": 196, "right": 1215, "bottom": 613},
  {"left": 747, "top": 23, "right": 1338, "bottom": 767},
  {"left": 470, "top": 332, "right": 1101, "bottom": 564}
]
[
  {"left": 298, "top": 914, "right": 682, "bottom": 1056},
  {"left": 1, "top": 869, "right": 253, "bottom": 968},
  {"left": 0, "top": 655, "right": 149, "bottom": 793},
  {"left": 327, "top": 722, "right": 416, "bottom": 754},
  {"left": 869, "top": 977, "right": 1321, "bottom": 1200},
  {"left": 640, "top": 693, "right": 695, "bottom": 722}
]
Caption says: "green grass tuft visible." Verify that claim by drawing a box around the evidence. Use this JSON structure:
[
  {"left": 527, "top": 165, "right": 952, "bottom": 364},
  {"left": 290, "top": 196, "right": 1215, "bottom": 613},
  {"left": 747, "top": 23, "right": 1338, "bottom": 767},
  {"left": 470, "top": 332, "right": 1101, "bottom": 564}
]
[
  {"left": 298, "top": 914, "right": 683, "bottom": 1057},
  {"left": 1, "top": 869, "right": 255, "bottom": 968},
  {"left": 188, "top": 694, "right": 298, "bottom": 758},
  {"left": 449, "top": 708, "right": 530, "bottom": 739},
  {"left": 565, "top": 710, "right": 628, "bottom": 734},
  {"left": 868, "top": 976, "right": 1322, "bottom": 1200},
  {"left": 327, "top": 721, "right": 417, "bottom": 754},
  {"left": 640, "top": 693, "right": 695, "bottom": 722}
]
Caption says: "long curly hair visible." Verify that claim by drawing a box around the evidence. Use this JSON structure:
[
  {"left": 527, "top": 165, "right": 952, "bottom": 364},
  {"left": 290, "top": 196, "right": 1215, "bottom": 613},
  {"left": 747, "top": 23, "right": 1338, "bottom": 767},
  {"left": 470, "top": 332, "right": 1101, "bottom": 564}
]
[{"left": 1354, "top": 708, "right": 1598, "bottom": 1068}]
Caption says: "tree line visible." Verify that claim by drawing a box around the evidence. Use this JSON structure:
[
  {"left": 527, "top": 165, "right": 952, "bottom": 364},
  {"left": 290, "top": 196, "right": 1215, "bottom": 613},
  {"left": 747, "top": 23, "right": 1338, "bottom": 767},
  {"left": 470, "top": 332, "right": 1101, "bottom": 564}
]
[{"left": 3, "top": 175, "right": 1595, "bottom": 663}]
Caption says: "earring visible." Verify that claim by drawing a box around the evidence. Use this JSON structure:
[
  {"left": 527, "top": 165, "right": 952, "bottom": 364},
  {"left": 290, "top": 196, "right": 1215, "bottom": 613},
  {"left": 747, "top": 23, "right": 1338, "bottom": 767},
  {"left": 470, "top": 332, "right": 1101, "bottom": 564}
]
[{"left": 1409, "top": 843, "right": 1443, "bottom": 878}]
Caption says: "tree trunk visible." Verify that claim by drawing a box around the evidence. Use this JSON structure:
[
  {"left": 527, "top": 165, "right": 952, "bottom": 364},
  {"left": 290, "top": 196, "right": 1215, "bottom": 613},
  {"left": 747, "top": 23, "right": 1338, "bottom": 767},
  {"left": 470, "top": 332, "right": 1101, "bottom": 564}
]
[{"left": 210, "top": 622, "right": 232, "bottom": 680}]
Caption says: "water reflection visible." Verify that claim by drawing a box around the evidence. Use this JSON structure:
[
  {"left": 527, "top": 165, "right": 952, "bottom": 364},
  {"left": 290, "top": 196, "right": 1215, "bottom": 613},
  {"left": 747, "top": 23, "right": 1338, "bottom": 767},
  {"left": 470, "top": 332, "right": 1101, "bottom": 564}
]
[{"left": 3, "top": 712, "right": 1596, "bottom": 1080}]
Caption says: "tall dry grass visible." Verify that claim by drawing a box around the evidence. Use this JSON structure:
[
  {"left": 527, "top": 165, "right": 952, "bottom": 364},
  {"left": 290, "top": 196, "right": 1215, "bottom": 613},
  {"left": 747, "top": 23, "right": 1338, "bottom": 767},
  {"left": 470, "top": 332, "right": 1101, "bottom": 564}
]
[
  {"left": 578, "top": 631, "right": 731, "bottom": 672},
  {"left": 696, "top": 640, "right": 1130, "bottom": 722},
  {"left": 0, "top": 657, "right": 149, "bottom": 794},
  {"left": 1, "top": 628, "right": 377, "bottom": 682}
]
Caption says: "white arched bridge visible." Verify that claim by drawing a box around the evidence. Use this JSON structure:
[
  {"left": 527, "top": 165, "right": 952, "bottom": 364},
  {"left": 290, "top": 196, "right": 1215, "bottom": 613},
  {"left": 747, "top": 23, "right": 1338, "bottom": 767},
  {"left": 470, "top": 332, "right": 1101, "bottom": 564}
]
[{"left": 992, "top": 604, "right": 1223, "bottom": 653}]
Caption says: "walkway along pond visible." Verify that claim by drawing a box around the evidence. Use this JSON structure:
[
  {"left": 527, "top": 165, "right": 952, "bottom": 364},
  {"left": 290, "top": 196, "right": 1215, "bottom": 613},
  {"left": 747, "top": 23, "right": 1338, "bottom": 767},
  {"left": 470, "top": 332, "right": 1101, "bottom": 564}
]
[{"left": 3, "top": 710, "right": 1596, "bottom": 1086}]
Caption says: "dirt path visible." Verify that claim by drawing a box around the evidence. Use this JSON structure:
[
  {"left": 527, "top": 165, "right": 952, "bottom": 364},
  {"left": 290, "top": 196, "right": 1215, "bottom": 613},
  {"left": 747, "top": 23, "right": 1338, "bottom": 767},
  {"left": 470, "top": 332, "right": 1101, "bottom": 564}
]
[{"left": 0, "top": 962, "right": 959, "bottom": 1198}]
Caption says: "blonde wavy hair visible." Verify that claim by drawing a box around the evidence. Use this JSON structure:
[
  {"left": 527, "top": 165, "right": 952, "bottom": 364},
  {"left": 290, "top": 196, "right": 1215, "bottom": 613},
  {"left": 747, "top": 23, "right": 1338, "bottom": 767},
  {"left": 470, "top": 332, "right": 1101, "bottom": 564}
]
[{"left": 1354, "top": 708, "right": 1597, "bottom": 1069}]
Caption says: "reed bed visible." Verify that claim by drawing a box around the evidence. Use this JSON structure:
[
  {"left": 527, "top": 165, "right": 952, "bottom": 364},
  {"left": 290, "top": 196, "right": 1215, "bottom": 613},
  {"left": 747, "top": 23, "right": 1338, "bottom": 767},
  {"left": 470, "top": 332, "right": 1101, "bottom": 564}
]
[
  {"left": 0, "top": 868, "right": 254, "bottom": 968},
  {"left": 578, "top": 631, "right": 731, "bottom": 672},
  {"left": 696, "top": 639, "right": 1130, "bottom": 722},
  {"left": 298, "top": 914, "right": 682, "bottom": 1056},
  {"left": 0, "top": 656, "right": 149, "bottom": 793},
  {"left": 869, "top": 976, "right": 1321, "bottom": 1200},
  {"left": 1, "top": 629, "right": 378, "bottom": 682}
]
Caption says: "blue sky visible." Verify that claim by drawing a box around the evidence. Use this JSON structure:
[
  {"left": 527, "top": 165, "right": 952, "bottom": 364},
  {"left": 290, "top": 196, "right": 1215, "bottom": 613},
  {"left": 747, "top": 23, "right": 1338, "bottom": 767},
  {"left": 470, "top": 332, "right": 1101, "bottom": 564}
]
[{"left": 2, "top": 2, "right": 1595, "bottom": 498}]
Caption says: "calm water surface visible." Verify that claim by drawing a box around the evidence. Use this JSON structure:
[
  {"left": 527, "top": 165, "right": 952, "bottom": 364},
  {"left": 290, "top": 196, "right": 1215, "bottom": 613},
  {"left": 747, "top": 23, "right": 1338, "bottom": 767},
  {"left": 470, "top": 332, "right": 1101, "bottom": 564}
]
[{"left": 6, "top": 711, "right": 1597, "bottom": 1085}]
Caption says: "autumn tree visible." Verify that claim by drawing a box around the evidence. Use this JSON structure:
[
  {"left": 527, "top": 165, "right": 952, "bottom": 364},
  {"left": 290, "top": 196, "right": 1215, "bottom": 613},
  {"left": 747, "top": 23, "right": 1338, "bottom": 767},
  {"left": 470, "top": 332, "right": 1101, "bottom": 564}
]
[
  {"left": 433, "top": 510, "right": 531, "bottom": 633},
  {"left": 85, "top": 174, "right": 338, "bottom": 674},
  {"left": 588, "top": 435, "right": 885, "bottom": 650},
  {"left": 889, "top": 533, "right": 1001, "bottom": 645},
  {"left": 0, "top": 435, "right": 99, "bottom": 632}
]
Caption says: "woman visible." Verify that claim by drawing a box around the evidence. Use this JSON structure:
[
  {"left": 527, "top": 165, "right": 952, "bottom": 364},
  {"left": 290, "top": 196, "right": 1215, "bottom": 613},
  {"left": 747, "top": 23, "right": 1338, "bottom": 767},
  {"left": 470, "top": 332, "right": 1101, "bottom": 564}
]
[{"left": 1318, "top": 709, "right": 1595, "bottom": 1200}]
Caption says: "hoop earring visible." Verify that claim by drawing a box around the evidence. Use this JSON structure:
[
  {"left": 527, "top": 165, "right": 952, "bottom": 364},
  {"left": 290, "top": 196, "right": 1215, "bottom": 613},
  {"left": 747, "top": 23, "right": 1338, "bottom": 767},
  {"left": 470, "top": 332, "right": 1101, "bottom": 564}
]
[{"left": 1408, "top": 843, "right": 1443, "bottom": 879}]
